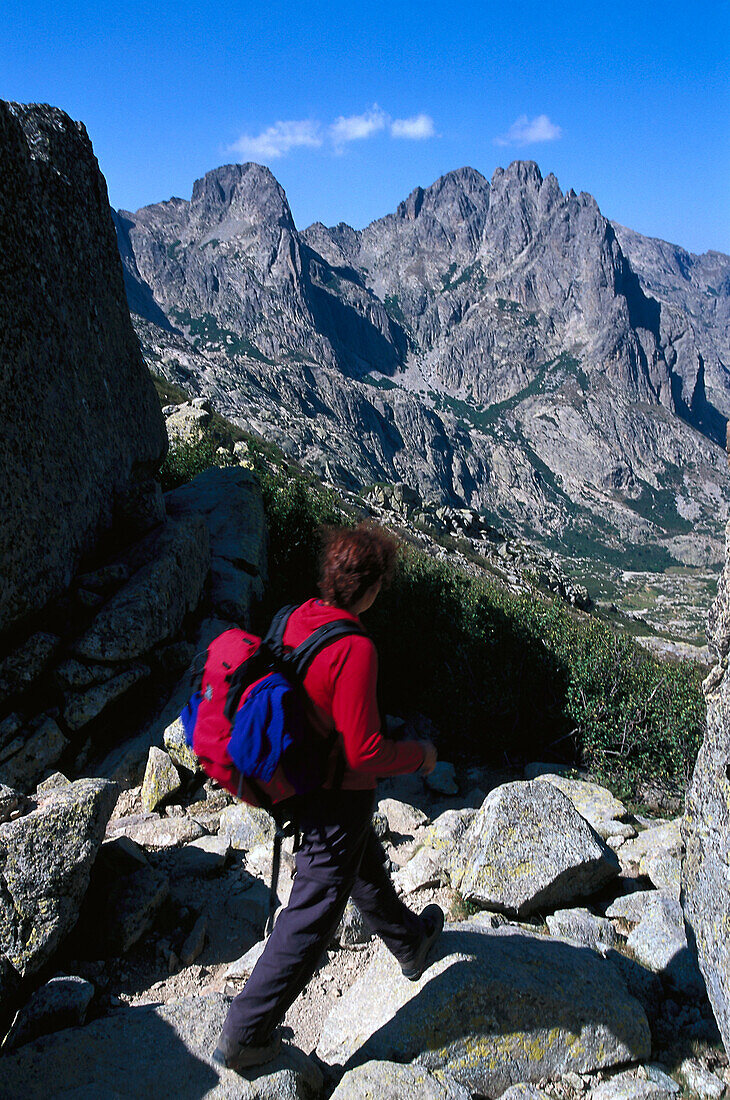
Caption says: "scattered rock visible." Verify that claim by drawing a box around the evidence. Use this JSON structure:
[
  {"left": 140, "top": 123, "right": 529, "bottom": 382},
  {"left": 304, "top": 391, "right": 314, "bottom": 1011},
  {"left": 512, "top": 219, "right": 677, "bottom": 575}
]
[
  {"left": 165, "top": 402, "right": 211, "bottom": 444},
  {"left": 393, "top": 847, "right": 449, "bottom": 894},
  {"left": 3, "top": 975, "right": 95, "bottom": 1051},
  {"left": 75, "top": 562, "right": 130, "bottom": 594},
  {"left": 224, "top": 938, "right": 267, "bottom": 980},
  {"left": 106, "top": 812, "right": 204, "bottom": 849},
  {"left": 74, "top": 516, "right": 210, "bottom": 662},
  {"left": 0, "top": 992, "right": 323, "bottom": 1098},
  {"left": 679, "top": 1058, "right": 725, "bottom": 1099},
  {"left": 620, "top": 819, "right": 682, "bottom": 873},
  {"left": 164, "top": 715, "right": 200, "bottom": 773},
  {"left": 626, "top": 892, "right": 706, "bottom": 997},
  {"left": 80, "top": 859, "right": 170, "bottom": 955},
  {"left": 63, "top": 663, "right": 150, "bottom": 731},
  {"left": 55, "top": 658, "right": 121, "bottom": 690},
  {"left": 166, "top": 466, "right": 268, "bottom": 624},
  {"left": 317, "top": 924, "right": 650, "bottom": 1096},
  {"left": 546, "top": 908, "right": 619, "bottom": 953},
  {"left": 640, "top": 850, "right": 680, "bottom": 896},
  {"left": 450, "top": 781, "right": 620, "bottom": 916},
  {"left": 0, "top": 783, "right": 22, "bottom": 824},
  {"left": 534, "top": 774, "right": 636, "bottom": 840},
  {"left": 219, "top": 803, "right": 276, "bottom": 850},
  {"left": 36, "top": 772, "right": 71, "bottom": 795},
  {"left": 589, "top": 1069, "right": 676, "bottom": 1099},
  {"left": 334, "top": 901, "right": 371, "bottom": 948},
  {"left": 426, "top": 762, "right": 458, "bottom": 796},
  {"left": 0, "top": 955, "right": 20, "bottom": 1033},
  {"left": 172, "top": 835, "right": 231, "bottom": 877},
  {"left": 0, "top": 713, "right": 23, "bottom": 752},
  {"left": 605, "top": 890, "right": 662, "bottom": 924},
  {"left": 0, "top": 777, "right": 116, "bottom": 976},
  {"left": 603, "top": 950, "right": 664, "bottom": 1025},
  {"left": 329, "top": 1060, "right": 471, "bottom": 1098},
  {"left": 180, "top": 914, "right": 207, "bottom": 966},
  {"left": 141, "top": 747, "right": 183, "bottom": 811},
  {"left": 500, "top": 1087, "right": 551, "bottom": 1099},
  {"left": 377, "top": 797, "right": 429, "bottom": 837}
]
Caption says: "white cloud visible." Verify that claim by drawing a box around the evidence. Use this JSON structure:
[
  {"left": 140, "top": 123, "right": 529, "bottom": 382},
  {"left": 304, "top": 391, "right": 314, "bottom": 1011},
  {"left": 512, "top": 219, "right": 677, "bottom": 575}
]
[
  {"left": 494, "top": 114, "right": 562, "bottom": 147},
  {"left": 228, "top": 106, "right": 437, "bottom": 161},
  {"left": 229, "top": 119, "right": 322, "bottom": 160},
  {"left": 330, "top": 105, "right": 387, "bottom": 149},
  {"left": 391, "top": 113, "right": 436, "bottom": 140}
]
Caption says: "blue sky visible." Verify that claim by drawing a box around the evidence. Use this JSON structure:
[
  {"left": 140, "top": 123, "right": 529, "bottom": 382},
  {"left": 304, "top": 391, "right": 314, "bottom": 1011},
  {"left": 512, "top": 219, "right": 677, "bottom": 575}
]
[{"left": 4, "top": 0, "right": 729, "bottom": 253}]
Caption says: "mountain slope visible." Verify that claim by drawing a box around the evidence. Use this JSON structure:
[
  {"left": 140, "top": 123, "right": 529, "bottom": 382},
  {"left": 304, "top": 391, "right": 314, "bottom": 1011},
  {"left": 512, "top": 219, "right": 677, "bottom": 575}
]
[{"left": 116, "top": 161, "right": 730, "bottom": 567}]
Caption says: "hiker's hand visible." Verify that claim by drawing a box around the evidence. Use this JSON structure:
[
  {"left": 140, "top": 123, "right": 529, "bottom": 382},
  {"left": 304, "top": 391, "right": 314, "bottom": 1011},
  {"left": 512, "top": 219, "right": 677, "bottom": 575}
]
[{"left": 418, "top": 740, "right": 438, "bottom": 776}]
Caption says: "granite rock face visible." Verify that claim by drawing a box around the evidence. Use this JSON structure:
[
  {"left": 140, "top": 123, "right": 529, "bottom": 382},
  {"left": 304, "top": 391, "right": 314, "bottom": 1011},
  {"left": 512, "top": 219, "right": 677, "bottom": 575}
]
[
  {"left": 317, "top": 924, "right": 651, "bottom": 1097},
  {"left": 0, "top": 101, "right": 166, "bottom": 635},
  {"left": 683, "top": 515, "right": 730, "bottom": 1048},
  {"left": 120, "top": 160, "right": 730, "bottom": 564},
  {"left": 0, "top": 777, "right": 117, "bottom": 976}
]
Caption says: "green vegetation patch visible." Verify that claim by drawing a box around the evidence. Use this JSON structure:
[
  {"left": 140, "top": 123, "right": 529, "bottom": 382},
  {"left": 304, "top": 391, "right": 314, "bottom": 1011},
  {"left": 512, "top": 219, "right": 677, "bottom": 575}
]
[
  {"left": 363, "top": 374, "right": 399, "bottom": 391},
  {"left": 169, "top": 308, "right": 275, "bottom": 364},
  {"left": 383, "top": 294, "right": 407, "bottom": 328}
]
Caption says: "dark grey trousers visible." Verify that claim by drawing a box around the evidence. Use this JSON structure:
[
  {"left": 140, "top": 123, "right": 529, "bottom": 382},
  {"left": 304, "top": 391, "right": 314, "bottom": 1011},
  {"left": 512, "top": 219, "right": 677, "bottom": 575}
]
[{"left": 221, "top": 788, "right": 426, "bottom": 1044}]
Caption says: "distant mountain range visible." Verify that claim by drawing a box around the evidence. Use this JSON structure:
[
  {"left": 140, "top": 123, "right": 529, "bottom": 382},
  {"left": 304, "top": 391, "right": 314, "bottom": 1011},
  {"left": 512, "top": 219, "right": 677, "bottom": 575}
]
[{"left": 114, "top": 160, "right": 730, "bottom": 568}]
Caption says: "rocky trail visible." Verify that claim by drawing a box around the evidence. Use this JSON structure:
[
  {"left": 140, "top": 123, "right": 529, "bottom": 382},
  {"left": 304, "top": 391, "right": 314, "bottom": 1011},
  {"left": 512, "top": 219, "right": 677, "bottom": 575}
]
[{"left": 1, "top": 737, "right": 727, "bottom": 1099}]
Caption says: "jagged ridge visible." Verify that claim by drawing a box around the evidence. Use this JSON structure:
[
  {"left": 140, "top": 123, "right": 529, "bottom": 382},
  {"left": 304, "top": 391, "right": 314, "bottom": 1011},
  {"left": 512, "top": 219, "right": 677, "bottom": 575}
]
[{"left": 115, "top": 160, "right": 730, "bottom": 566}]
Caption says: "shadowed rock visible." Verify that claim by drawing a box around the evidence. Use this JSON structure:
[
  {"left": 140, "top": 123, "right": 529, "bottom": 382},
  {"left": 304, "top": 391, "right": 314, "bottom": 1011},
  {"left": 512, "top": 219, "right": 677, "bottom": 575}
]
[{"left": 317, "top": 924, "right": 650, "bottom": 1098}]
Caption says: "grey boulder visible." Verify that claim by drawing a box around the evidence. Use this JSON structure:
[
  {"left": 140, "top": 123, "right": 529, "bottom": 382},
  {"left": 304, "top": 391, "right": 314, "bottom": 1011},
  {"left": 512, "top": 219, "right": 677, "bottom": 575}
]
[
  {"left": 0, "top": 778, "right": 117, "bottom": 976},
  {"left": 0, "top": 992, "right": 323, "bottom": 1098},
  {"left": 329, "top": 1060, "right": 471, "bottom": 1098},
  {"left": 450, "top": 781, "right": 619, "bottom": 916},
  {"left": 4, "top": 974, "right": 95, "bottom": 1051},
  {"left": 533, "top": 774, "right": 636, "bottom": 841},
  {"left": 626, "top": 892, "right": 706, "bottom": 998},
  {"left": 317, "top": 924, "right": 650, "bottom": 1097},
  {"left": 163, "top": 715, "right": 199, "bottom": 773},
  {"left": 219, "top": 803, "right": 276, "bottom": 850},
  {"left": 546, "top": 907, "right": 619, "bottom": 953},
  {"left": 140, "top": 746, "right": 182, "bottom": 812}
]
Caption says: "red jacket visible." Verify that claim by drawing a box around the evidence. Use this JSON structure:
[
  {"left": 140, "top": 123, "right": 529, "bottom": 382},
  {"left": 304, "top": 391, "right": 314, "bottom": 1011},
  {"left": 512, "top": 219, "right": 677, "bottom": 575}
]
[{"left": 283, "top": 598, "right": 426, "bottom": 790}]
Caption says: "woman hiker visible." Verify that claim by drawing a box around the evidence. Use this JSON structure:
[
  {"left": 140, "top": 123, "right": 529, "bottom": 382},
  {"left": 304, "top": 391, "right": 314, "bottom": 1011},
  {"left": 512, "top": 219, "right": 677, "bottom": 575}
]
[{"left": 213, "top": 522, "right": 444, "bottom": 1071}]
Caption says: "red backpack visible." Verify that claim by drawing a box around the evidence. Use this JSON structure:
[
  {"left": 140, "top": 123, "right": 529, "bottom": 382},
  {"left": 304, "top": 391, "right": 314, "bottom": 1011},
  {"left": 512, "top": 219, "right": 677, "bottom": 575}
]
[{"left": 181, "top": 604, "right": 366, "bottom": 809}]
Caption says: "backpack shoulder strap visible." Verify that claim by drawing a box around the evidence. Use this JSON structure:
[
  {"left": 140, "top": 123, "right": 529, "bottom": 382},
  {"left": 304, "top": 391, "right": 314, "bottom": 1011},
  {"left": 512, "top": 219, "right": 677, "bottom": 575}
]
[
  {"left": 263, "top": 604, "right": 368, "bottom": 681},
  {"left": 287, "top": 618, "right": 368, "bottom": 680},
  {"left": 263, "top": 604, "right": 298, "bottom": 658}
]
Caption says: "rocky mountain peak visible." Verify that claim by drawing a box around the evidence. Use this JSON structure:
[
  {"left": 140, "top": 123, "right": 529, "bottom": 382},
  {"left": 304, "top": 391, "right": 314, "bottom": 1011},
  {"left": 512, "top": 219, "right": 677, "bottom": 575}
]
[{"left": 188, "top": 162, "right": 295, "bottom": 241}]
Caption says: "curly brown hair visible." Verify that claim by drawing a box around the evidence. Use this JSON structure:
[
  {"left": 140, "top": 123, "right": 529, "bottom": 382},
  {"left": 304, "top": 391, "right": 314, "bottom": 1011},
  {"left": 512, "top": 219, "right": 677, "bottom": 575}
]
[{"left": 319, "top": 523, "right": 399, "bottom": 610}]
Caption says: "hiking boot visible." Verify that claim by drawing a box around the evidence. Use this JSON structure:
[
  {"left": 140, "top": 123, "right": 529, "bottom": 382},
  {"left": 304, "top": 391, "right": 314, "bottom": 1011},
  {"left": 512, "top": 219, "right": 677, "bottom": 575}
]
[
  {"left": 400, "top": 903, "right": 445, "bottom": 981},
  {"left": 212, "top": 1027, "right": 282, "bottom": 1071}
]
